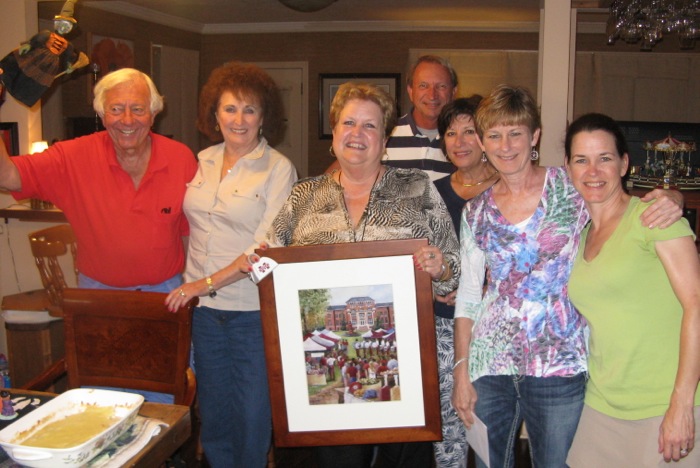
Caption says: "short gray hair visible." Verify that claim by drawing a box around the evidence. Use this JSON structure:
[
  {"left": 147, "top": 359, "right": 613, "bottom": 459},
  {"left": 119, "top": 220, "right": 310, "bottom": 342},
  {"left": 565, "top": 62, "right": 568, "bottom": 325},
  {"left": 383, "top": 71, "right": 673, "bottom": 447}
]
[
  {"left": 407, "top": 55, "right": 458, "bottom": 89},
  {"left": 93, "top": 68, "right": 163, "bottom": 117}
]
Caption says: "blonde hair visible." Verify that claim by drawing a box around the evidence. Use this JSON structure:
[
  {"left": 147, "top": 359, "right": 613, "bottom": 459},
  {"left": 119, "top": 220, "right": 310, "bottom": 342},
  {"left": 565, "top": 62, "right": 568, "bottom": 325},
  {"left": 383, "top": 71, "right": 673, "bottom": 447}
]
[
  {"left": 329, "top": 82, "right": 397, "bottom": 138},
  {"left": 475, "top": 84, "right": 540, "bottom": 138}
]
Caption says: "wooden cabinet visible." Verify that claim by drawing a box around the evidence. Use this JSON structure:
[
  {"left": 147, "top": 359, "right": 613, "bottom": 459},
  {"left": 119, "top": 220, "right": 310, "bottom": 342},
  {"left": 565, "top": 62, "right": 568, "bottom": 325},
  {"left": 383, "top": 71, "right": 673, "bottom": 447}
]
[{"left": 5, "top": 318, "right": 65, "bottom": 391}]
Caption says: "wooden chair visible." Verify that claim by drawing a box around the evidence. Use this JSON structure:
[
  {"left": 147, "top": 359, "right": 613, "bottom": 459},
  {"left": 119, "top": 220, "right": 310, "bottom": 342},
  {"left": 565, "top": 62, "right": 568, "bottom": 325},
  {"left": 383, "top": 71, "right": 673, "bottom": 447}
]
[
  {"left": 1, "top": 224, "right": 77, "bottom": 316},
  {"left": 22, "top": 288, "right": 198, "bottom": 407}
]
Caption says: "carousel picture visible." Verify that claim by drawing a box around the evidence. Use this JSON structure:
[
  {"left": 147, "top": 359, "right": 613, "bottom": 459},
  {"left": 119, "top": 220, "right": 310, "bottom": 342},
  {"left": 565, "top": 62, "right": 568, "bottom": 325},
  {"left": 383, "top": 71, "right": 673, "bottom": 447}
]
[{"left": 618, "top": 120, "right": 699, "bottom": 190}]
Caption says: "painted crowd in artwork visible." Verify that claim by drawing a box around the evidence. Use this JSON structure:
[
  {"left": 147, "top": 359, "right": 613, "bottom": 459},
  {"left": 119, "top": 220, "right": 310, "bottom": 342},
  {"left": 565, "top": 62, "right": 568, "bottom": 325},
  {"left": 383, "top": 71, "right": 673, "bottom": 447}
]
[{"left": 299, "top": 285, "right": 401, "bottom": 405}]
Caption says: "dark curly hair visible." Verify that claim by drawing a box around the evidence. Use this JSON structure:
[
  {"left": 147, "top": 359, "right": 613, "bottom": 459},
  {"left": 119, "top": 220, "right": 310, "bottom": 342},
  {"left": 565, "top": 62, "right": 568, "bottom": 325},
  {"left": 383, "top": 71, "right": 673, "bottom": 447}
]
[{"left": 197, "top": 62, "right": 284, "bottom": 144}]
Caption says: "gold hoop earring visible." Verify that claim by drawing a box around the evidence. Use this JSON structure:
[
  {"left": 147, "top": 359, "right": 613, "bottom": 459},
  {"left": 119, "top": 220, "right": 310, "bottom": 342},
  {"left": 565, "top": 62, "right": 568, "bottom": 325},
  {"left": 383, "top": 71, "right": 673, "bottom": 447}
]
[{"left": 329, "top": 146, "right": 337, "bottom": 158}]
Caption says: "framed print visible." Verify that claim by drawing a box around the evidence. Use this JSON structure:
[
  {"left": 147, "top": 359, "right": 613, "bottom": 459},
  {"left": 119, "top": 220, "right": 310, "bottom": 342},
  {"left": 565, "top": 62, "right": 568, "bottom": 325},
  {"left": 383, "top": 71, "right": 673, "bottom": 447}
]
[
  {"left": 256, "top": 238, "right": 441, "bottom": 447},
  {"left": 88, "top": 34, "right": 135, "bottom": 104},
  {"left": 89, "top": 34, "right": 135, "bottom": 74},
  {"left": 318, "top": 73, "right": 400, "bottom": 139},
  {"left": 0, "top": 122, "right": 19, "bottom": 156}
]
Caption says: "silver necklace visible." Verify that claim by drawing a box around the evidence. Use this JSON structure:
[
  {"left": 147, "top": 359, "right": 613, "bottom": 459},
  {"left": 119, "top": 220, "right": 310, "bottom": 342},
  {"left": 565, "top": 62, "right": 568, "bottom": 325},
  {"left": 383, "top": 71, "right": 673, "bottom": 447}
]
[{"left": 338, "top": 168, "right": 382, "bottom": 242}]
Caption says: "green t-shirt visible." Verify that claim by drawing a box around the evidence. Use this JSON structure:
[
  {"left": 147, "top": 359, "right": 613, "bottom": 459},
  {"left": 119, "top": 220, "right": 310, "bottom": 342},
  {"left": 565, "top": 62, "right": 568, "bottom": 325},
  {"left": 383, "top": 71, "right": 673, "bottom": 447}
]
[{"left": 569, "top": 197, "right": 699, "bottom": 420}]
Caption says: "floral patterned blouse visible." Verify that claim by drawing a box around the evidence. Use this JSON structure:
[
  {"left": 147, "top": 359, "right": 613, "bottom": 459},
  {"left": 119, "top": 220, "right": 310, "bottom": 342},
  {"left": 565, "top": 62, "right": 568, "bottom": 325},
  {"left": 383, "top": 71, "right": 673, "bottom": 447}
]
[{"left": 454, "top": 167, "right": 589, "bottom": 380}]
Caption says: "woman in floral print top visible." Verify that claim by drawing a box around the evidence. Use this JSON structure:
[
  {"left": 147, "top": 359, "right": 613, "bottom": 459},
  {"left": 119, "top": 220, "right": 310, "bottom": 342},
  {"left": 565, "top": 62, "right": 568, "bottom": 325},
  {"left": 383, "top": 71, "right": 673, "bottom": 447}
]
[
  {"left": 450, "top": 85, "right": 684, "bottom": 468},
  {"left": 459, "top": 165, "right": 589, "bottom": 381}
]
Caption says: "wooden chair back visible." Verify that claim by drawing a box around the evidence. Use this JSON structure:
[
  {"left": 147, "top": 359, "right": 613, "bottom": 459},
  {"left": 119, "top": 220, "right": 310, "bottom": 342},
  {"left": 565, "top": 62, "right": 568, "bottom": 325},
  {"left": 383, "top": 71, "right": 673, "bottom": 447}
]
[
  {"left": 29, "top": 224, "right": 78, "bottom": 309},
  {"left": 60, "top": 288, "right": 198, "bottom": 406}
]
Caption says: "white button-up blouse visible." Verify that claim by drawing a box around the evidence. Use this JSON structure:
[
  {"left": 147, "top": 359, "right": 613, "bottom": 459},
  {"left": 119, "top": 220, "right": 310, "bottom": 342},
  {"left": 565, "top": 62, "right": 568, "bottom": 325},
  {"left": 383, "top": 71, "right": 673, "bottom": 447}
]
[{"left": 183, "top": 138, "right": 297, "bottom": 311}]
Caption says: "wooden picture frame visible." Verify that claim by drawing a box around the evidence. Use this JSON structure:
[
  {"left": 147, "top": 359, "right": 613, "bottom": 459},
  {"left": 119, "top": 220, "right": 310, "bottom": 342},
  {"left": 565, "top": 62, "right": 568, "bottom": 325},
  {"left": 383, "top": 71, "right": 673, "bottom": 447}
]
[
  {"left": 0, "top": 122, "right": 19, "bottom": 156},
  {"left": 318, "top": 73, "right": 400, "bottom": 139},
  {"left": 256, "top": 238, "right": 441, "bottom": 447}
]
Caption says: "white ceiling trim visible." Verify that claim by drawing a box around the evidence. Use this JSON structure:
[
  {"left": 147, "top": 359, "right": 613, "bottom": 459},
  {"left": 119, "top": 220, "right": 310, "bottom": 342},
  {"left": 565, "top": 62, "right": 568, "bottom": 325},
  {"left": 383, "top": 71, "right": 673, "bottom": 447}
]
[{"left": 84, "top": 2, "right": 540, "bottom": 35}]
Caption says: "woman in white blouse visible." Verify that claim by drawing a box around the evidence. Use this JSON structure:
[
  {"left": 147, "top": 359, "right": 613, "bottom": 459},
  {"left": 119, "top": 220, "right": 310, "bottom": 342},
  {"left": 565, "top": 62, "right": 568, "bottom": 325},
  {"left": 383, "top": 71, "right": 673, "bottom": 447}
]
[{"left": 165, "top": 61, "right": 297, "bottom": 468}]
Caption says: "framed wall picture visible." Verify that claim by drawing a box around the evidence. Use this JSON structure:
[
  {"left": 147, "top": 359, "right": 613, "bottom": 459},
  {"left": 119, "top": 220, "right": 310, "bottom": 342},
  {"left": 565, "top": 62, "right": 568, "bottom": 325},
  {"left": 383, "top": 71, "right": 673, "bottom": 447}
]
[
  {"left": 89, "top": 34, "right": 135, "bottom": 75},
  {"left": 88, "top": 34, "right": 135, "bottom": 104},
  {"left": 0, "top": 122, "right": 19, "bottom": 156},
  {"left": 318, "top": 73, "right": 400, "bottom": 139},
  {"left": 256, "top": 238, "right": 441, "bottom": 447}
]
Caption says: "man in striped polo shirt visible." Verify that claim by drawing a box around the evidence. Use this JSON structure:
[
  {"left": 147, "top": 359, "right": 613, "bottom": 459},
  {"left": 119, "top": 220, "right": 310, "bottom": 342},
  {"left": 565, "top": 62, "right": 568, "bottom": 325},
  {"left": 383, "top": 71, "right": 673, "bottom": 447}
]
[{"left": 384, "top": 55, "right": 458, "bottom": 181}]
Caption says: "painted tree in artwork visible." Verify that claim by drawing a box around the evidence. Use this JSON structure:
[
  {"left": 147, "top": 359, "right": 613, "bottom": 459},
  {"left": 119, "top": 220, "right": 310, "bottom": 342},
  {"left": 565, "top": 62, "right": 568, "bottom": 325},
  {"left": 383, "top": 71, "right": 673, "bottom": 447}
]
[
  {"left": 374, "top": 316, "right": 384, "bottom": 331},
  {"left": 298, "top": 288, "right": 330, "bottom": 334}
]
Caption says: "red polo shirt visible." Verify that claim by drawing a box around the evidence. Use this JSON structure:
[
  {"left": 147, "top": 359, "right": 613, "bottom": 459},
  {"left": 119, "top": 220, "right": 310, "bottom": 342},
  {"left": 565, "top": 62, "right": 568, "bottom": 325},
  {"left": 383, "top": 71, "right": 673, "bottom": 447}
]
[{"left": 12, "top": 132, "right": 197, "bottom": 287}]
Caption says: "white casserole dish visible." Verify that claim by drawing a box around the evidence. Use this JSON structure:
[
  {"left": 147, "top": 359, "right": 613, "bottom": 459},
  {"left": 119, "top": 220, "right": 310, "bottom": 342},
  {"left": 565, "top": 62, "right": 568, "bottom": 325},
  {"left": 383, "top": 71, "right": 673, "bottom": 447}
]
[{"left": 0, "top": 388, "right": 144, "bottom": 468}]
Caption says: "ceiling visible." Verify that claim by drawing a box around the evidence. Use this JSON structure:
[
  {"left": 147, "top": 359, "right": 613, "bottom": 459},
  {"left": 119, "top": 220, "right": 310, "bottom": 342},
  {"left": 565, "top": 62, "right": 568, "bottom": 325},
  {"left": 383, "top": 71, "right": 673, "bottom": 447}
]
[{"left": 62, "top": 0, "right": 610, "bottom": 34}]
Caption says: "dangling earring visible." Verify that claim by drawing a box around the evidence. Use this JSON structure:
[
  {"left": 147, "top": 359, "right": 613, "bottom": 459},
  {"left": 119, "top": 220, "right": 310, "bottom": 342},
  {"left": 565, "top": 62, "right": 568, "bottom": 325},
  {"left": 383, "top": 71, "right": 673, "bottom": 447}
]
[
  {"left": 530, "top": 148, "right": 539, "bottom": 161},
  {"left": 329, "top": 146, "right": 337, "bottom": 158},
  {"left": 258, "top": 127, "right": 263, "bottom": 137},
  {"left": 215, "top": 124, "right": 220, "bottom": 132},
  {"left": 481, "top": 152, "right": 487, "bottom": 163}
]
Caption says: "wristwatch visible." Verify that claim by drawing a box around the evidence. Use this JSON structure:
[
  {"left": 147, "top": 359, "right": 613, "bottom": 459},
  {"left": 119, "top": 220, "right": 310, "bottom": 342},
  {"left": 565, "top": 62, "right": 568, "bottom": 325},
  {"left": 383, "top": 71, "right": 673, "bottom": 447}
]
[{"left": 205, "top": 276, "right": 217, "bottom": 298}]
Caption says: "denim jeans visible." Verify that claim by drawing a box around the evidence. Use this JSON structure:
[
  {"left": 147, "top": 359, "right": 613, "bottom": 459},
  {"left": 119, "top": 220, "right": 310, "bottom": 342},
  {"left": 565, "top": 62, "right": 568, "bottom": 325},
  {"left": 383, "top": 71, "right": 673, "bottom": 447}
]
[
  {"left": 77, "top": 272, "right": 183, "bottom": 403},
  {"left": 472, "top": 373, "right": 586, "bottom": 468},
  {"left": 193, "top": 306, "right": 271, "bottom": 468},
  {"left": 78, "top": 273, "right": 183, "bottom": 293}
]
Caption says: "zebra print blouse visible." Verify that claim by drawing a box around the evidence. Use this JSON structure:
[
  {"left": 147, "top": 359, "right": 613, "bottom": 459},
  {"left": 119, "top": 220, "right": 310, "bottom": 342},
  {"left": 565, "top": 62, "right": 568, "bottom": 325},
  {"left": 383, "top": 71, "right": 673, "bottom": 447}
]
[{"left": 267, "top": 166, "right": 459, "bottom": 295}]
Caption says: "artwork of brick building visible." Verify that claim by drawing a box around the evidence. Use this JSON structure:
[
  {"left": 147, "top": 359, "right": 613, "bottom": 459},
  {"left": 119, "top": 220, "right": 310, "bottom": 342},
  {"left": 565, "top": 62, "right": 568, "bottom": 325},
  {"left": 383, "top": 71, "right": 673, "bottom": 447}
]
[{"left": 325, "top": 296, "right": 395, "bottom": 332}]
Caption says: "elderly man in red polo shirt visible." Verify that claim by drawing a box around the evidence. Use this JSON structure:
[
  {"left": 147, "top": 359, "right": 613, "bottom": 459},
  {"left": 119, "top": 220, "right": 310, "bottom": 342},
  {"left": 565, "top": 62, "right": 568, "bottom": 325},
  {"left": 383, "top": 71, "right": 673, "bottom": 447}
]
[{"left": 0, "top": 68, "right": 196, "bottom": 293}]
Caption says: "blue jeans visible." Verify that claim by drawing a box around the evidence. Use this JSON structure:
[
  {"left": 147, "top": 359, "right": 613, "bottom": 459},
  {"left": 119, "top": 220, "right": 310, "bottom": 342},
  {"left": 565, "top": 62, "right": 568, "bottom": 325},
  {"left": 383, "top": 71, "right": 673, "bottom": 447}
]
[
  {"left": 193, "top": 306, "right": 271, "bottom": 468},
  {"left": 472, "top": 374, "right": 586, "bottom": 468},
  {"left": 77, "top": 272, "right": 183, "bottom": 403},
  {"left": 78, "top": 273, "right": 183, "bottom": 293}
]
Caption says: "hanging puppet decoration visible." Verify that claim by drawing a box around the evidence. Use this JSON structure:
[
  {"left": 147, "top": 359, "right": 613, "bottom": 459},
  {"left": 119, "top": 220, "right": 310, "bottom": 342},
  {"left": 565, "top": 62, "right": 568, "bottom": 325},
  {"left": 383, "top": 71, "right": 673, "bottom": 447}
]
[{"left": 0, "top": 0, "right": 88, "bottom": 107}]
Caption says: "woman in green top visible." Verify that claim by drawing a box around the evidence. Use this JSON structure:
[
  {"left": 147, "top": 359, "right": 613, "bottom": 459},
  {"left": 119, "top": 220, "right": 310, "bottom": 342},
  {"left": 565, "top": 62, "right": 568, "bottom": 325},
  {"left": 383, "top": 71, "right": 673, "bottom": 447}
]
[{"left": 565, "top": 113, "right": 700, "bottom": 466}]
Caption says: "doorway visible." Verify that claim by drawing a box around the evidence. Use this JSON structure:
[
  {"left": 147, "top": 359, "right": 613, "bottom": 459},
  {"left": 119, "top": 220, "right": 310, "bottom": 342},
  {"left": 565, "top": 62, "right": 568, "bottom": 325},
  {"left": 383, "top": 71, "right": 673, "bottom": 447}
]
[{"left": 254, "top": 62, "right": 309, "bottom": 177}]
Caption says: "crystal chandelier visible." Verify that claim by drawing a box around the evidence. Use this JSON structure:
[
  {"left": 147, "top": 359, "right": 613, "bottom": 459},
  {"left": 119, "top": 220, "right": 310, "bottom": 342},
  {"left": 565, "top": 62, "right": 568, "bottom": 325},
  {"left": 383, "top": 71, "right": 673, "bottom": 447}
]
[{"left": 606, "top": 0, "right": 699, "bottom": 50}]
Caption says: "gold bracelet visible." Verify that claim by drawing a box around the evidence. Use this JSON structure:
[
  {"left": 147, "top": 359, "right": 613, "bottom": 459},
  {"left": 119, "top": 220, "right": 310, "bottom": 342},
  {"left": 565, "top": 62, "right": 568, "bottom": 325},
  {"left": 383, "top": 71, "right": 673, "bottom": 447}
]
[
  {"left": 438, "top": 262, "right": 451, "bottom": 282},
  {"left": 205, "top": 276, "right": 217, "bottom": 298}
]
